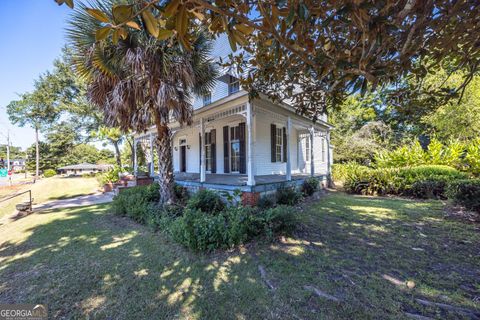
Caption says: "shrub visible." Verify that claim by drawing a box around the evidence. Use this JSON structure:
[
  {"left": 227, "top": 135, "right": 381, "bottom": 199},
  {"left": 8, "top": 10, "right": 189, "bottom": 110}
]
[
  {"left": 302, "top": 177, "right": 320, "bottom": 196},
  {"left": 446, "top": 179, "right": 480, "bottom": 213},
  {"left": 332, "top": 162, "right": 369, "bottom": 183},
  {"left": 173, "top": 184, "right": 189, "bottom": 203},
  {"left": 276, "top": 185, "right": 302, "bottom": 205},
  {"left": 257, "top": 194, "right": 276, "bottom": 209},
  {"left": 146, "top": 203, "right": 183, "bottom": 231},
  {"left": 374, "top": 138, "right": 480, "bottom": 177},
  {"left": 112, "top": 183, "right": 160, "bottom": 223},
  {"left": 259, "top": 205, "right": 297, "bottom": 239},
  {"left": 44, "top": 169, "right": 56, "bottom": 178},
  {"left": 169, "top": 206, "right": 257, "bottom": 251},
  {"left": 343, "top": 165, "right": 467, "bottom": 196},
  {"left": 99, "top": 166, "right": 121, "bottom": 185},
  {"left": 410, "top": 176, "right": 450, "bottom": 199},
  {"left": 186, "top": 189, "right": 225, "bottom": 214}
]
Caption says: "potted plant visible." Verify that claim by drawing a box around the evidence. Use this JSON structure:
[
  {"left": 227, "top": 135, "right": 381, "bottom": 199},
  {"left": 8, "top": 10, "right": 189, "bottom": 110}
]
[{"left": 99, "top": 167, "right": 120, "bottom": 193}]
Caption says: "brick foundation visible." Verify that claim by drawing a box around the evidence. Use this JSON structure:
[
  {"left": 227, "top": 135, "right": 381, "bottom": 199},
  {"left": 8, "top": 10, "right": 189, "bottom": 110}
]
[
  {"left": 136, "top": 176, "right": 154, "bottom": 186},
  {"left": 241, "top": 191, "right": 261, "bottom": 206}
]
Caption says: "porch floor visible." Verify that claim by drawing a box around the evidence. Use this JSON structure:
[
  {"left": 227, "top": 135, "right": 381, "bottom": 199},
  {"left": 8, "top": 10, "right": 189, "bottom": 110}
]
[{"left": 174, "top": 172, "right": 313, "bottom": 186}]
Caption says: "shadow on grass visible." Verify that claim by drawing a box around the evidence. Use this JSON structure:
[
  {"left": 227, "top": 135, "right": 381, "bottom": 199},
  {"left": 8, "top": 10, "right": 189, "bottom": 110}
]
[
  {"left": 48, "top": 192, "right": 96, "bottom": 201},
  {"left": 0, "top": 193, "right": 478, "bottom": 319}
]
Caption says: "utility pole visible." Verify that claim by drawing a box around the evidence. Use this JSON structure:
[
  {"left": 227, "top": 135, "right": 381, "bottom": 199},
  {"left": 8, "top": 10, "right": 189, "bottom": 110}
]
[{"left": 6, "top": 130, "right": 10, "bottom": 172}]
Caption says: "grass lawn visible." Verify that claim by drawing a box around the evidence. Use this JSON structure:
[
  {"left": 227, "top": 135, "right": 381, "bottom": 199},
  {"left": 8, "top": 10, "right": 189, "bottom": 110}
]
[
  {"left": 0, "top": 192, "right": 478, "bottom": 319},
  {"left": 0, "top": 176, "right": 99, "bottom": 218}
]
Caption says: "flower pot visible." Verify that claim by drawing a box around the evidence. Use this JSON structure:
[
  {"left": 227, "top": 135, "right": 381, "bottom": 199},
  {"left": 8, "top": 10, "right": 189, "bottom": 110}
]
[{"left": 103, "top": 182, "right": 113, "bottom": 193}]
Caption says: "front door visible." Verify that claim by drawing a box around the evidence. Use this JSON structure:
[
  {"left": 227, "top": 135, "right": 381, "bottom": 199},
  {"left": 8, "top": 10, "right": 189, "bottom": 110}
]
[{"left": 180, "top": 146, "right": 186, "bottom": 172}]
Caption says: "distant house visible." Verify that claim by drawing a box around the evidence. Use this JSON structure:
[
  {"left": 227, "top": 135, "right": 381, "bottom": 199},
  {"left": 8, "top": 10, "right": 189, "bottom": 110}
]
[
  {"left": 0, "top": 158, "right": 26, "bottom": 172},
  {"left": 58, "top": 163, "right": 113, "bottom": 176},
  {"left": 11, "top": 159, "right": 26, "bottom": 172}
]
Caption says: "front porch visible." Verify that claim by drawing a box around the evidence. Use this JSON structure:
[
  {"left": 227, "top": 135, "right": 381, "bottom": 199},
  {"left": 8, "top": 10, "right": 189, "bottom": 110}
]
[{"left": 171, "top": 172, "right": 327, "bottom": 193}]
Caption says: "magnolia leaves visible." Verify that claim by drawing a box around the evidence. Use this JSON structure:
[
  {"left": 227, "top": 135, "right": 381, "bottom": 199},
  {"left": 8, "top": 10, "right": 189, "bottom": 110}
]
[
  {"left": 55, "top": 0, "right": 74, "bottom": 9},
  {"left": 63, "top": 0, "right": 255, "bottom": 52}
]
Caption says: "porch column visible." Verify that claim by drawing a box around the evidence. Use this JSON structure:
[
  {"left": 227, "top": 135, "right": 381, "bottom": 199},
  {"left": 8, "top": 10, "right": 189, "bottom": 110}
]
[
  {"left": 310, "top": 127, "right": 315, "bottom": 177},
  {"left": 133, "top": 138, "right": 138, "bottom": 176},
  {"left": 286, "top": 117, "right": 292, "bottom": 181},
  {"left": 200, "top": 118, "right": 206, "bottom": 182},
  {"left": 149, "top": 133, "right": 154, "bottom": 175},
  {"left": 326, "top": 131, "right": 332, "bottom": 185},
  {"left": 246, "top": 102, "right": 255, "bottom": 186}
]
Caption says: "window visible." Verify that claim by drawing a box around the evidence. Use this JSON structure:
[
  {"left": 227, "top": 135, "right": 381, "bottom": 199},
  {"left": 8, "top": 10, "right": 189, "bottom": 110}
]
[
  {"left": 205, "top": 132, "right": 212, "bottom": 171},
  {"left": 203, "top": 92, "right": 211, "bottom": 106},
  {"left": 230, "top": 125, "right": 240, "bottom": 172},
  {"left": 276, "top": 127, "right": 283, "bottom": 162},
  {"left": 228, "top": 75, "right": 240, "bottom": 94},
  {"left": 305, "top": 137, "right": 310, "bottom": 162}
]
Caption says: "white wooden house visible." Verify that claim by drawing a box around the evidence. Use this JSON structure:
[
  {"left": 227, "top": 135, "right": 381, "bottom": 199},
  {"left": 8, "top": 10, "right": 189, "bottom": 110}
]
[{"left": 133, "top": 36, "right": 333, "bottom": 202}]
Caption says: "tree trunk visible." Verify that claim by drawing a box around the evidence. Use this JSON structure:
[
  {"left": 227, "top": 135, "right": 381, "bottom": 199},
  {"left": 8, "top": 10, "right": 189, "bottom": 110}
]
[
  {"left": 35, "top": 127, "right": 39, "bottom": 179},
  {"left": 112, "top": 140, "right": 122, "bottom": 168},
  {"left": 156, "top": 124, "right": 174, "bottom": 204},
  {"left": 126, "top": 136, "right": 135, "bottom": 167}
]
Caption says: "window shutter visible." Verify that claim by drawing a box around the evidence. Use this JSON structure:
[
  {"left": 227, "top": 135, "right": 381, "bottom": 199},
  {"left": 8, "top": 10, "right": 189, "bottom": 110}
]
[
  {"left": 283, "top": 127, "right": 287, "bottom": 162},
  {"left": 223, "top": 126, "right": 230, "bottom": 173},
  {"left": 239, "top": 122, "right": 246, "bottom": 174},
  {"left": 211, "top": 129, "right": 216, "bottom": 173},
  {"left": 199, "top": 133, "right": 201, "bottom": 170},
  {"left": 271, "top": 124, "right": 276, "bottom": 162}
]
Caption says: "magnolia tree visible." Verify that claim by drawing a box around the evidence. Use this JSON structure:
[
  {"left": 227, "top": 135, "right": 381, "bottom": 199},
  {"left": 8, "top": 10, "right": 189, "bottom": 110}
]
[{"left": 56, "top": 0, "right": 480, "bottom": 119}]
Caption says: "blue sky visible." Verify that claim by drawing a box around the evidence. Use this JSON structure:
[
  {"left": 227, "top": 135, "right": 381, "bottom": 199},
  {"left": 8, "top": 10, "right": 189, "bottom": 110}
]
[{"left": 0, "top": 1, "right": 71, "bottom": 149}]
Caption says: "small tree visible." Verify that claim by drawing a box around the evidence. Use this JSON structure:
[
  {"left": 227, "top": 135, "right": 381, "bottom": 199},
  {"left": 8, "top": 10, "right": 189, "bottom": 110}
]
[{"left": 6, "top": 76, "right": 60, "bottom": 178}]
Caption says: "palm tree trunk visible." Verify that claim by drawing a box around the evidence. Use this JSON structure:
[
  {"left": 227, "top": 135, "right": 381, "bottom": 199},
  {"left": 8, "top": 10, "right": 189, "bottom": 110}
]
[
  {"left": 126, "top": 136, "right": 135, "bottom": 167},
  {"left": 35, "top": 127, "right": 39, "bottom": 179},
  {"left": 112, "top": 140, "right": 122, "bottom": 168},
  {"left": 156, "top": 124, "right": 174, "bottom": 204}
]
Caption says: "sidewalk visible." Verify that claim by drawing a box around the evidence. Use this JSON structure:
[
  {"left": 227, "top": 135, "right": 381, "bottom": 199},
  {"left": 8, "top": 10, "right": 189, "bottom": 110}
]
[{"left": 32, "top": 192, "right": 114, "bottom": 211}]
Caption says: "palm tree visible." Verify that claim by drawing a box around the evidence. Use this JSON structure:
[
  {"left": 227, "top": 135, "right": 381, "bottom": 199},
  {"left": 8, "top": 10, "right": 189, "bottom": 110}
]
[{"left": 67, "top": 0, "right": 217, "bottom": 203}]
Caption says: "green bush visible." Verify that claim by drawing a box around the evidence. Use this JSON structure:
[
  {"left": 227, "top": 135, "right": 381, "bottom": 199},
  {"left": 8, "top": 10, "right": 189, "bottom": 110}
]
[
  {"left": 374, "top": 138, "right": 480, "bottom": 177},
  {"left": 173, "top": 184, "right": 189, "bottom": 203},
  {"left": 257, "top": 194, "right": 276, "bottom": 209},
  {"left": 302, "top": 177, "right": 320, "bottom": 196},
  {"left": 98, "top": 166, "right": 121, "bottom": 185},
  {"left": 169, "top": 205, "right": 297, "bottom": 251},
  {"left": 112, "top": 183, "right": 300, "bottom": 252},
  {"left": 146, "top": 203, "right": 183, "bottom": 231},
  {"left": 332, "top": 162, "right": 369, "bottom": 183},
  {"left": 112, "top": 183, "right": 160, "bottom": 223},
  {"left": 169, "top": 206, "right": 257, "bottom": 251},
  {"left": 259, "top": 205, "right": 297, "bottom": 239},
  {"left": 410, "top": 176, "right": 450, "bottom": 199},
  {"left": 343, "top": 165, "right": 467, "bottom": 196},
  {"left": 186, "top": 189, "right": 225, "bottom": 214},
  {"left": 44, "top": 169, "right": 56, "bottom": 178},
  {"left": 446, "top": 179, "right": 480, "bottom": 213},
  {"left": 276, "top": 185, "right": 302, "bottom": 205}
]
